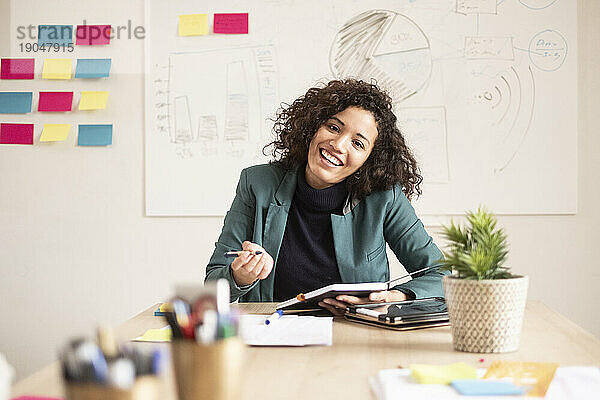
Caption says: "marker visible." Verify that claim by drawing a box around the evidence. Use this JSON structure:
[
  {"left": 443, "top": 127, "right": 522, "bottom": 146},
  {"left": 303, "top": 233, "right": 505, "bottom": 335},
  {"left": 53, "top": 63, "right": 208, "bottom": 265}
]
[
  {"left": 97, "top": 325, "right": 118, "bottom": 360},
  {"left": 224, "top": 250, "right": 263, "bottom": 258},
  {"left": 152, "top": 349, "right": 164, "bottom": 374},
  {"left": 171, "top": 298, "right": 194, "bottom": 339},
  {"left": 196, "top": 309, "right": 218, "bottom": 344},
  {"left": 215, "top": 279, "right": 230, "bottom": 314},
  {"left": 75, "top": 341, "right": 108, "bottom": 384},
  {"left": 265, "top": 309, "right": 283, "bottom": 325},
  {"left": 107, "top": 358, "right": 135, "bottom": 389},
  {"left": 217, "top": 314, "right": 237, "bottom": 339},
  {"left": 164, "top": 310, "right": 183, "bottom": 339}
]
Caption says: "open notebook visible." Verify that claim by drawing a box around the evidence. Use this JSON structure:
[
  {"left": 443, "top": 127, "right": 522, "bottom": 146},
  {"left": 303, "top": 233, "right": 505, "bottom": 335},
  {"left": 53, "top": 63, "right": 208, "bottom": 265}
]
[
  {"left": 276, "top": 266, "right": 432, "bottom": 310},
  {"left": 276, "top": 282, "right": 388, "bottom": 310}
]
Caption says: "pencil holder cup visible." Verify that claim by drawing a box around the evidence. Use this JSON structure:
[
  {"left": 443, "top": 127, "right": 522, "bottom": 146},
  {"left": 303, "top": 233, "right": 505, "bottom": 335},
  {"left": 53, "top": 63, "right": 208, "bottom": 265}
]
[
  {"left": 64, "top": 376, "right": 163, "bottom": 400},
  {"left": 171, "top": 338, "right": 245, "bottom": 400}
]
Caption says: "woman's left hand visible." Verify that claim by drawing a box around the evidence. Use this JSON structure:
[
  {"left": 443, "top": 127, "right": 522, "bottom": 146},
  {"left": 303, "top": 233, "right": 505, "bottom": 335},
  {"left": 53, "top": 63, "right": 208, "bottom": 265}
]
[{"left": 318, "top": 290, "right": 408, "bottom": 316}]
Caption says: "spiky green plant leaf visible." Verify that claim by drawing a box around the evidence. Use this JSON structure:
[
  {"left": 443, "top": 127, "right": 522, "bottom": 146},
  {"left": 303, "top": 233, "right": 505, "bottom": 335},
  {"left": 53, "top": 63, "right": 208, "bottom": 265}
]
[{"left": 439, "top": 206, "right": 514, "bottom": 280}]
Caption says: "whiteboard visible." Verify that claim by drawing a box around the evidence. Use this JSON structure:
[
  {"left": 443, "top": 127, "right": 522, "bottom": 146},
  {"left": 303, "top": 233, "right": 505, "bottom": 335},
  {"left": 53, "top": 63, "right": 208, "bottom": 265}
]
[{"left": 145, "top": 0, "right": 576, "bottom": 216}]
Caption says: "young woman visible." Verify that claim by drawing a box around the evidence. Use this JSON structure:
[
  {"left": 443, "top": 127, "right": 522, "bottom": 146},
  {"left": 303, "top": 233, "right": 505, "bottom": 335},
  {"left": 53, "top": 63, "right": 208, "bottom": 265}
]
[{"left": 205, "top": 79, "right": 447, "bottom": 313}]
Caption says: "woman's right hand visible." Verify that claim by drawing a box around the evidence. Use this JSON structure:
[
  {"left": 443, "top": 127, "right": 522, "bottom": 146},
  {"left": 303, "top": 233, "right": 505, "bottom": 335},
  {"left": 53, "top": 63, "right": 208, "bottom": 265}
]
[{"left": 230, "top": 241, "right": 274, "bottom": 287}]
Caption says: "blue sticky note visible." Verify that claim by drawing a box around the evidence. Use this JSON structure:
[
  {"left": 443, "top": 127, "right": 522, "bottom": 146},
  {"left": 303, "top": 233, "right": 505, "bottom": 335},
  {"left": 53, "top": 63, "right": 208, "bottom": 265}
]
[
  {"left": 75, "top": 59, "right": 112, "bottom": 78},
  {"left": 451, "top": 380, "right": 527, "bottom": 396},
  {"left": 0, "top": 92, "right": 32, "bottom": 113},
  {"left": 38, "top": 25, "right": 73, "bottom": 46},
  {"left": 78, "top": 124, "right": 113, "bottom": 146}
]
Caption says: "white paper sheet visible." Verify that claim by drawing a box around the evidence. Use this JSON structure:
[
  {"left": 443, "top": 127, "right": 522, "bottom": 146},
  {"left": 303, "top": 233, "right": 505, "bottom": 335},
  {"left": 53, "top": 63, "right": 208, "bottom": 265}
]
[
  {"left": 239, "top": 315, "right": 333, "bottom": 346},
  {"left": 370, "top": 367, "right": 600, "bottom": 400}
]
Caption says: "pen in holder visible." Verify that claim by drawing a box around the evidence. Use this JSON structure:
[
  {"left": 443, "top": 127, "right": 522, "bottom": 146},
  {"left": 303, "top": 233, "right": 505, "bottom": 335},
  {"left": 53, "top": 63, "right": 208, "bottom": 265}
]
[
  {"left": 60, "top": 326, "right": 165, "bottom": 400},
  {"left": 166, "top": 279, "right": 246, "bottom": 400}
]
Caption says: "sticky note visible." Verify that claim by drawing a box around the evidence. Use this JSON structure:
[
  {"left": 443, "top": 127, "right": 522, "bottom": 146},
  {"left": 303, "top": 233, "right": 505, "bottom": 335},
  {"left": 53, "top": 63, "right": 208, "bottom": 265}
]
[
  {"left": 178, "top": 14, "right": 209, "bottom": 36},
  {"left": 40, "top": 124, "right": 71, "bottom": 142},
  {"left": 42, "top": 59, "right": 72, "bottom": 80},
  {"left": 0, "top": 92, "right": 32, "bottom": 113},
  {"left": 38, "top": 25, "right": 73, "bottom": 46},
  {"left": 10, "top": 397, "right": 62, "bottom": 400},
  {"left": 76, "top": 25, "right": 111, "bottom": 45},
  {"left": 213, "top": 13, "right": 249, "bottom": 34},
  {"left": 38, "top": 92, "right": 73, "bottom": 112},
  {"left": 0, "top": 123, "right": 34, "bottom": 145},
  {"left": 483, "top": 361, "right": 559, "bottom": 397},
  {"left": 78, "top": 124, "right": 112, "bottom": 146},
  {"left": 75, "top": 58, "right": 111, "bottom": 78},
  {"left": 79, "top": 91, "right": 109, "bottom": 110},
  {"left": 410, "top": 363, "right": 478, "bottom": 385},
  {"left": 451, "top": 380, "right": 527, "bottom": 396},
  {"left": 1, "top": 58, "right": 35, "bottom": 79},
  {"left": 134, "top": 326, "right": 172, "bottom": 342}
]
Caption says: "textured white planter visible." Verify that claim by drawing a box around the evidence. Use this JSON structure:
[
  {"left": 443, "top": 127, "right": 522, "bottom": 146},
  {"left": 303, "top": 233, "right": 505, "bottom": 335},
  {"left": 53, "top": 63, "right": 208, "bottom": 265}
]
[{"left": 443, "top": 275, "right": 529, "bottom": 353}]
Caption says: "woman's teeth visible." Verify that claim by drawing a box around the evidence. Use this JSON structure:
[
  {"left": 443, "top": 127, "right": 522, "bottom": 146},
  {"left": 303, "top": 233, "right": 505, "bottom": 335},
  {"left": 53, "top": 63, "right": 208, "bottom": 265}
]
[{"left": 320, "top": 149, "right": 342, "bottom": 166}]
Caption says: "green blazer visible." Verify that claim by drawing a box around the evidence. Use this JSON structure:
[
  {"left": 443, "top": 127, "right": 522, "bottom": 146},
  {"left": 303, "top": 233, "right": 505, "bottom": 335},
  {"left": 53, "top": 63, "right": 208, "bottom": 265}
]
[{"left": 205, "top": 163, "right": 448, "bottom": 302}]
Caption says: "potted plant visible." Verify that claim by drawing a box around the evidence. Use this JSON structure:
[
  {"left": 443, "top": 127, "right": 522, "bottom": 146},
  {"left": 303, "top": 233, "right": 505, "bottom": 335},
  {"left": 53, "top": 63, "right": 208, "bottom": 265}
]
[{"left": 440, "top": 207, "right": 528, "bottom": 353}]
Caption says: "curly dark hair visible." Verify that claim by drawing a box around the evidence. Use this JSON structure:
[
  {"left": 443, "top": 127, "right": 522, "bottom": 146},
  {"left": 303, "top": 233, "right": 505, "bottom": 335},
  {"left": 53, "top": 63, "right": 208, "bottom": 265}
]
[{"left": 264, "top": 79, "right": 423, "bottom": 201}]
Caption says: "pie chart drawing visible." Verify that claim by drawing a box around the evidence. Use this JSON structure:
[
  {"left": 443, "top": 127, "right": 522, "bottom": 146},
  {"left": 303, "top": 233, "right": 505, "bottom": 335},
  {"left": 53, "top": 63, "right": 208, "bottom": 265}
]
[{"left": 329, "top": 10, "right": 432, "bottom": 102}]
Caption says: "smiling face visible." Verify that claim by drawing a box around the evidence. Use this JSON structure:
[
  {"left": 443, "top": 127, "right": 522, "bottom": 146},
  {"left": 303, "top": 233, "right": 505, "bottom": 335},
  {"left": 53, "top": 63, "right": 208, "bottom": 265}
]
[{"left": 305, "top": 106, "right": 379, "bottom": 189}]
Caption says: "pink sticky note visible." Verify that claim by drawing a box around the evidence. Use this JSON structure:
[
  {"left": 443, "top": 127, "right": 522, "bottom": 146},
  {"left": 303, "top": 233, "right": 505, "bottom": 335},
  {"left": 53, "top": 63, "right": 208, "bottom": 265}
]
[
  {"left": 213, "top": 13, "right": 248, "bottom": 34},
  {"left": 38, "top": 91, "right": 74, "bottom": 112},
  {"left": 0, "top": 123, "right": 34, "bottom": 145},
  {"left": 1, "top": 58, "right": 35, "bottom": 79},
  {"left": 76, "top": 25, "right": 111, "bottom": 45}
]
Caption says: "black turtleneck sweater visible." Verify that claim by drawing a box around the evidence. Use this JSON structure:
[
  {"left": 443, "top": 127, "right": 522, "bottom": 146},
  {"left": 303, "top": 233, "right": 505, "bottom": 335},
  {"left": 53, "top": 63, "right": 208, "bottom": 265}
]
[{"left": 273, "top": 171, "right": 348, "bottom": 302}]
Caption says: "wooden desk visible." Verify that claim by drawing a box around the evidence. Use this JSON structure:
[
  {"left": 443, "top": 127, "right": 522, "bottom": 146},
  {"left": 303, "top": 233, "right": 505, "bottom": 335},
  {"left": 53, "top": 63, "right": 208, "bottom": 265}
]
[{"left": 12, "top": 301, "right": 600, "bottom": 399}]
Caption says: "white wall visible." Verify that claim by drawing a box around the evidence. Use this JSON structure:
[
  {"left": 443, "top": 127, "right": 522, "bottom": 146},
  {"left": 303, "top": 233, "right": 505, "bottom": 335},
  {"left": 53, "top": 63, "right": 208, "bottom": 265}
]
[{"left": 1, "top": 0, "right": 599, "bottom": 381}]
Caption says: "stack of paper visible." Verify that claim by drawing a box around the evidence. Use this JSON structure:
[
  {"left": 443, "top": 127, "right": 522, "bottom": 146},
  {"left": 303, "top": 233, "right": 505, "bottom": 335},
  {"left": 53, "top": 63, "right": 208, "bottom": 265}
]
[
  {"left": 370, "top": 367, "right": 600, "bottom": 399},
  {"left": 239, "top": 315, "right": 332, "bottom": 346},
  {"left": 370, "top": 369, "right": 467, "bottom": 399}
]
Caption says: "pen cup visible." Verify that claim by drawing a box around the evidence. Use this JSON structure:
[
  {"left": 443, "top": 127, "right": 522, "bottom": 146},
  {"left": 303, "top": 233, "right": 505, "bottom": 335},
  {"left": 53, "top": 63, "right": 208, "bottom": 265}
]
[
  {"left": 64, "top": 376, "right": 163, "bottom": 400},
  {"left": 171, "top": 337, "right": 245, "bottom": 400}
]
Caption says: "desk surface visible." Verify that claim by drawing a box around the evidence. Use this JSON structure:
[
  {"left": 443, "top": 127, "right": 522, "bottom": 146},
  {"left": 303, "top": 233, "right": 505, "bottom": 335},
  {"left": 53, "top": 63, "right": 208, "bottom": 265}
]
[{"left": 12, "top": 301, "right": 600, "bottom": 399}]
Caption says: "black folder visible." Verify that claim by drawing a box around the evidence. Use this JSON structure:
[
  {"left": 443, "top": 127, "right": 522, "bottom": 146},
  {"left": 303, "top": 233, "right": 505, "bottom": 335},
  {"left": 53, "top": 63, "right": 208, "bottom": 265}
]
[{"left": 344, "top": 297, "right": 450, "bottom": 331}]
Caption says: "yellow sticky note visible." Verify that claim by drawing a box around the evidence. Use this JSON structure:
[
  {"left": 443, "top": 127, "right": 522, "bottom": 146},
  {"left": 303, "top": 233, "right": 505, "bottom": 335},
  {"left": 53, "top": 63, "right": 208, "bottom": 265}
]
[
  {"left": 79, "top": 91, "right": 109, "bottom": 110},
  {"left": 135, "top": 327, "right": 172, "bottom": 342},
  {"left": 410, "top": 363, "right": 478, "bottom": 385},
  {"left": 179, "top": 14, "right": 208, "bottom": 36},
  {"left": 40, "top": 124, "right": 70, "bottom": 142},
  {"left": 42, "top": 58, "right": 72, "bottom": 80}
]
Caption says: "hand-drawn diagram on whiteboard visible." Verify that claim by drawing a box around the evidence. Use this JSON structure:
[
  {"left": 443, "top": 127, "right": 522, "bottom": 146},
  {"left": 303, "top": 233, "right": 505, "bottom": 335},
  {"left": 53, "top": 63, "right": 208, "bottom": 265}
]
[
  {"left": 152, "top": 45, "right": 278, "bottom": 159},
  {"left": 398, "top": 106, "right": 450, "bottom": 183},
  {"left": 145, "top": 0, "right": 576, "bottom": 216},
  {"left": 329, "top": 10, "right": 433, "bottom": 102},
  {"left": 327, "top": 5, "right": 546, "bottom": 179}
]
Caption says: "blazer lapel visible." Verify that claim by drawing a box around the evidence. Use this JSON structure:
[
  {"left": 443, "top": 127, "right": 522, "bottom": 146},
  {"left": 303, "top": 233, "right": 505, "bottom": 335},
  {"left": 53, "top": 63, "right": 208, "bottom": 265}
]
[
  {"left": 331, "top": 213, "right": 356, "bottom": 283},
  {"left": 332, "top": 193, "right": 363, "bottom": 282},
  {"left": 259, "top": 168, "right": 297, "bottom": 300}
]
